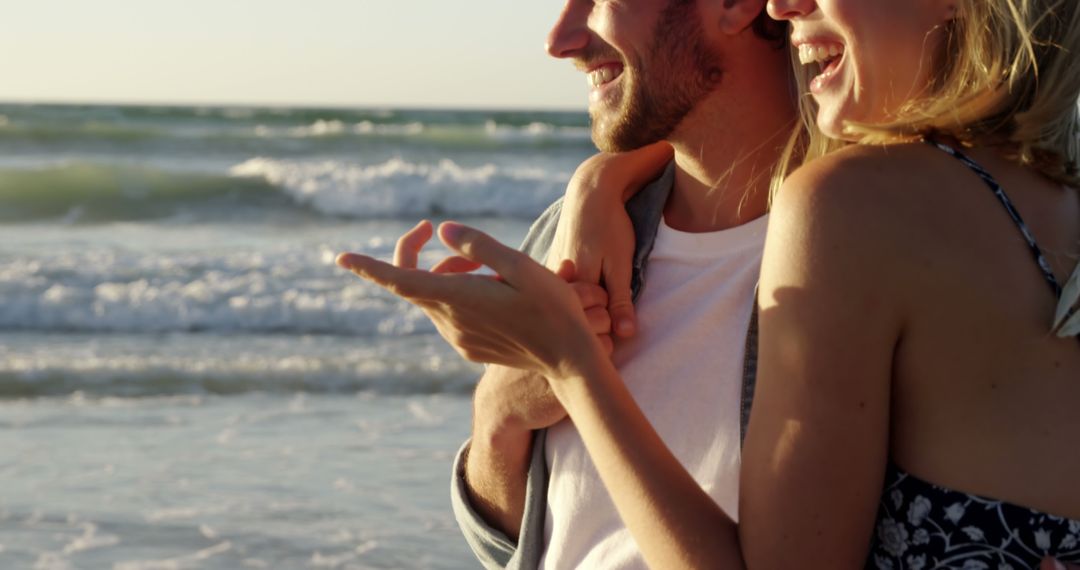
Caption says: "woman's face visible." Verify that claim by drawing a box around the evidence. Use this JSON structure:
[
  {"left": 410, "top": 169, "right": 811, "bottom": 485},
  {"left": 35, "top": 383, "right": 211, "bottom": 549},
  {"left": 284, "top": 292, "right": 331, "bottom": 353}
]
[{"left": 767, "top": 0, "right": 956, "bottom": 139}]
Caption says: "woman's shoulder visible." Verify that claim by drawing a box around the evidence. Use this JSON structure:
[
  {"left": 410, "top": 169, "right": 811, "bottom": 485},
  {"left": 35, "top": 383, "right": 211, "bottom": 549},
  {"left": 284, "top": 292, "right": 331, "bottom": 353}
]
[
  {"left": 775, "top": 143, "right": 941, "bottom": 231},
  {"left": 767, "top": 143, "right": 950, "bottom": 285},
  {"left": 779, "top": 143, "right": 943, "bottom": 209}
]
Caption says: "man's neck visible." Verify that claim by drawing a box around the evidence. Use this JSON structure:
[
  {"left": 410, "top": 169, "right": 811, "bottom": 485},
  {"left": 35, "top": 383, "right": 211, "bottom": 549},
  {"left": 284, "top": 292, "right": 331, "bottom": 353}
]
[{"left": 662, "top": 57, "right": 797, "bottom": 233}]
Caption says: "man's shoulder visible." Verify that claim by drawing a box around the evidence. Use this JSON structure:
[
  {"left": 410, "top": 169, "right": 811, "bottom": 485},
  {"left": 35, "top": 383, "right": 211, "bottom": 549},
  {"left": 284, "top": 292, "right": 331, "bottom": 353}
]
[
  {"left": 520, "top": 197, "right": 565, "bottom": 262},
  {"left": 519, "top": 160, "right": 675, "bottom": 264}
]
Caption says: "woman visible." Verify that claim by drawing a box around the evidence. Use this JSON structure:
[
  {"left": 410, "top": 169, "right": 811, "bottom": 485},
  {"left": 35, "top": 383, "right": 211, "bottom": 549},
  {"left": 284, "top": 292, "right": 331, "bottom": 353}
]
[{"left": 340, "top": 0, "right": 1080, "bottom": 567}]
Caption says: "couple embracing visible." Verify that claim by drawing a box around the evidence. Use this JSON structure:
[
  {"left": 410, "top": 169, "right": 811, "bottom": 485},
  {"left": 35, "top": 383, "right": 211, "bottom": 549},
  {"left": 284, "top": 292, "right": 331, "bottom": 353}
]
[{"left": 340, "top": 0, "right": 1080, "bottom": 567}]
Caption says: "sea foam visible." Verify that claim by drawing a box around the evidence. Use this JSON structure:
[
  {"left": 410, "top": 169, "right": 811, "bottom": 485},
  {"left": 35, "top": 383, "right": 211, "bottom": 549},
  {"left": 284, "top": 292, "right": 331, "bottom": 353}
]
[
  {"left": 0, "top": 157, "right": 571, "bottom": 222},
  {"left": 229, "top": 157, "right": 569, "bottom": 219},
  {"left": 0, "top": 242, "right": 437, "bottom": 336}
]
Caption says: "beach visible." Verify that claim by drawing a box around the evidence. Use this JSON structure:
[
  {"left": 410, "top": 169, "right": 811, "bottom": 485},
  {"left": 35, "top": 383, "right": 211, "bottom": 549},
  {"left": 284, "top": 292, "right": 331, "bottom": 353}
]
[{"left": 0, "top": 103, "right": 593, "bottom": 569}]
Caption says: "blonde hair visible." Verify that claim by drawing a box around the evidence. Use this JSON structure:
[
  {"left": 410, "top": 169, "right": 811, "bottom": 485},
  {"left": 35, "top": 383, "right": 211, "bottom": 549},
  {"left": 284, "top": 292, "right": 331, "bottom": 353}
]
[{"left": 785, "top": 0, "right": 1080, "bottom": 187}]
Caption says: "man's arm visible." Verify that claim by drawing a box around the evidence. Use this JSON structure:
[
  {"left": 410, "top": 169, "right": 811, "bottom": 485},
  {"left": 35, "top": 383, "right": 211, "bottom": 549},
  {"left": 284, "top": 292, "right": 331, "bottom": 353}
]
[
  {"left": 450, "top": 367, "right": 553, "bottom": 569},
  {"left": 447, "top": 156, "right": 672, "bottom": 567},
  {"left": 464, "top": 366, "right": 552, "bottom": 539},
  {"left": 448, "top": 199, "right": 567, "bottom": 569}
]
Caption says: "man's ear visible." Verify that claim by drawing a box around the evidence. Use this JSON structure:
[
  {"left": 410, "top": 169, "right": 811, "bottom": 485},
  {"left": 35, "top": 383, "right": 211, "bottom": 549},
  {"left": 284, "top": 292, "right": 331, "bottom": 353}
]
[{"left": 707, "top": 0, "right": 767, "bottom": 36}]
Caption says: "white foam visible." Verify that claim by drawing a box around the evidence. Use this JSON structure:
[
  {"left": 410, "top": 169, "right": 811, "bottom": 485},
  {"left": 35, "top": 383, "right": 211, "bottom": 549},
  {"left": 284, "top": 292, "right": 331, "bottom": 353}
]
[
  {"left": 309, "top": 550, "right": 357, "bottom": 568},
  {"left": 253, "top": 120, "right": 425, "bottom": 139},
  {"left": 484, "top": 120, "right": 591, "bottom": 142},
  {"left": 61, "top": 523, "right": 120, "bottom": 554},
  {"left": 0, "top": 332, "right": 482, "bottom": 397},
  {"left": 144, "top": 507, "right": 217, "bottom": 522},
  {"left": 113, "top": 541, "right": 232, "bottom": 570},
  {"left": 352, "top": 120, "right": 424, "bottom": 136},
  {"left": 0, "top": 245, "right": 435, "bottom": 336},
  {"left": 229, "top": 156, "right": 569, "bottom": 219}
]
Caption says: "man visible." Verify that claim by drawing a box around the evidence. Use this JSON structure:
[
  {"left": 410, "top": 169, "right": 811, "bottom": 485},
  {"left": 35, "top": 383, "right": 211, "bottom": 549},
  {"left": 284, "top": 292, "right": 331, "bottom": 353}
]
[
  {"left": 448, "top": 1, "right": 796, "bottom": 568},
  {"left": 346, "top": 0, "right": 797, "bottom": 567}
]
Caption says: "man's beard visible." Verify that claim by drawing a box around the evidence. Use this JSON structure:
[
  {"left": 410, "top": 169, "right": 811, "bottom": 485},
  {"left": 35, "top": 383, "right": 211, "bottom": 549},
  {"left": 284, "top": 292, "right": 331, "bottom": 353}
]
[{"left": 591, "top": 1, "right": 721, "bottom": 152}]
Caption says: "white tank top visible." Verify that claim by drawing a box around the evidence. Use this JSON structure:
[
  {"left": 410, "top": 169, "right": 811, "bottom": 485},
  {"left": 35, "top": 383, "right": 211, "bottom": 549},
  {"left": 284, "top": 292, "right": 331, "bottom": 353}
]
[{"left": 540, "top": 214, "right": 767, "bottom": 569}]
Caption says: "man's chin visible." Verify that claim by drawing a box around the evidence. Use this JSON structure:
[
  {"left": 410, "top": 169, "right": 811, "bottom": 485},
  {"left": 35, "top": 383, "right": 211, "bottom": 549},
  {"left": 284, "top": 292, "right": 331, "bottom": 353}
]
[
  {"left": 589, "top": 112, "right": 641, "bottom": 153},
  {"left": 590, "top": 118, "right": 669, "bottom": 154},
  {"left": 590, "top": 128, "right": 631, "bottom": 154}
]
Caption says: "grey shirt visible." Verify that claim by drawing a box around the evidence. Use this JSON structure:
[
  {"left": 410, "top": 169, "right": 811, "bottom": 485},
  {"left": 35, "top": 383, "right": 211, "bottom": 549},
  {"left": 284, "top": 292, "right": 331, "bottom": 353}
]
[{"left": 449, "top": 163, "right": 761, "bottom": 569}]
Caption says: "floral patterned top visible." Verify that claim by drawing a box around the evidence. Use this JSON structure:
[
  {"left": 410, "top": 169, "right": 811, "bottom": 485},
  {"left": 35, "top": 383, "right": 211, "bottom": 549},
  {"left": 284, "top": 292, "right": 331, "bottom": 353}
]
[
  {"left": 869, "top": 464, "right": 1080, "bottom": 569},
  {"left": 866, "top": 142, "right": 1080, "bottom": 569}
]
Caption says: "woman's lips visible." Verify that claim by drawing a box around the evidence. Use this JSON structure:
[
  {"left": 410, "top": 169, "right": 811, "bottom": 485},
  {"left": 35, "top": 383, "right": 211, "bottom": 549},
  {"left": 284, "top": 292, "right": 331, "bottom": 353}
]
[{"left": 794, "top": 40, "right": 846, "bottom": 95}]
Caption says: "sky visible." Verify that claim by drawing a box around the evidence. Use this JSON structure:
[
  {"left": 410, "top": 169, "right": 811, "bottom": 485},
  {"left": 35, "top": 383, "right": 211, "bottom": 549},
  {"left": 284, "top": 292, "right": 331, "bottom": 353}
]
[{"left": 0, "top": 0, "right": 585, "bottom": 110}]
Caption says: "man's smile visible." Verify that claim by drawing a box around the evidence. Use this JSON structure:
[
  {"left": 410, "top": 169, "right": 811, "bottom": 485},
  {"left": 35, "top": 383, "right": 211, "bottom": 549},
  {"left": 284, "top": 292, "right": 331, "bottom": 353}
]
[{"left": 587, "top": 62, "right": 624, "bottom": 88}]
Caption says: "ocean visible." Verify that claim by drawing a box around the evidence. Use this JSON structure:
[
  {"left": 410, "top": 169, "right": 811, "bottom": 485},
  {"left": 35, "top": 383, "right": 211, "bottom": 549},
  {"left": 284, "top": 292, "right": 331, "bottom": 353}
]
[{"left": 0, "top": 103, "right": 595, "bottom": 569}]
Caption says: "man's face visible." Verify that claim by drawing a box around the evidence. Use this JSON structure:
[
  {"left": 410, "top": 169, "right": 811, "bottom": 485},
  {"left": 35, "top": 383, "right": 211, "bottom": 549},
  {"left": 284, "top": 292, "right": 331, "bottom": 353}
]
[{"left": 547, "top": 0, "right": 722, "bottom": 152}]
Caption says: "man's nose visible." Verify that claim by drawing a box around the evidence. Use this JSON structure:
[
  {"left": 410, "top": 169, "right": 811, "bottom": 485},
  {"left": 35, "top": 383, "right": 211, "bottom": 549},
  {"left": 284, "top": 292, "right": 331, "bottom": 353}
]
[
  {"left": 766, "top": 0, "right": 815, "bottom": 20},
  {"left": 546, "top": 0, "right": 590, "bottom": 59}
]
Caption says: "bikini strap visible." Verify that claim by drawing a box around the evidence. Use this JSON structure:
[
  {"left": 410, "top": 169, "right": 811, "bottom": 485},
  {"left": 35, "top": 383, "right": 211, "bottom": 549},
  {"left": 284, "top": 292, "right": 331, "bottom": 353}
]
[{"left": 925, "top": 139, "right": 1064, "bottom": 299}]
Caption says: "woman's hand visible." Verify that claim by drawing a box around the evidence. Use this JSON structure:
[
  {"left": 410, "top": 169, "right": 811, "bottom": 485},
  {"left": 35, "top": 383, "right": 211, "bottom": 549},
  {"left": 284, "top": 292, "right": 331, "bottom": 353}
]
[
  {"left": 548, "top": 141, "right": 673, "bottom": 339},
  {"left": 337, "top": 221, "right": 610, "bottom": 381}
]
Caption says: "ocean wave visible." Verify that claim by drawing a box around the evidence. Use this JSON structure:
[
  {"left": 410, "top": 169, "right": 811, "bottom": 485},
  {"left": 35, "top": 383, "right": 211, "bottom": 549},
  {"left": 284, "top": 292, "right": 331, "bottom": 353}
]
[
  {"left": 229, "top": 157, "right": 569, "bottom": 218},
  {"left": 0, "top": 159, "right": 569, "bottom": 222},
  {"left": 0, "top": 245, "right": 442, "bottom": 336},
  {"left": 0, "top": 334, "right": 481, "bottom": 398},
  {"left": 253, "top": 120, "right": 427, "bottom": 139},
  {"left": 0, "top": 163, "right": 287, "bottom": 223},
  {"left": 0, "top": 103, "right": 587, "bottom": 129},
  {"left": 0, "top": 119, "right": 593, "bottom": 148},
  {"left": 0, "top": 121, "right": 163, "bottom": 143},
  {"left": 0, "top": 104, "right": 593, "bottom": 148},
  {"left": 242, "top": 120, "right": 591, "bottom": 147},
  {"left": 483, "top": 120, "right": 592, "bottom": 143}
]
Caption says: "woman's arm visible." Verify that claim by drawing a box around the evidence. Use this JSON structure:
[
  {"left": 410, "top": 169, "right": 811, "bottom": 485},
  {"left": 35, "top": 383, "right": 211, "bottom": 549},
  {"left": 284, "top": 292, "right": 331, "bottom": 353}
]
[
  {"left": 554, "top": 152, "right": 909, "bottom": 569},
  {"left": 548, "top": 141, "right": 673, "bottom": 337},
  {"left": 740, "top": 157, "right": 907, "bottom": 568},
  {"left": 339, "top": 154, "right": 906, "bottom": 566},
  {"left": 550, "top": 345, "right": 746, "bottom": 569},
  {"left": 339, "top": 222, "right": 746, "bottom": 568}
]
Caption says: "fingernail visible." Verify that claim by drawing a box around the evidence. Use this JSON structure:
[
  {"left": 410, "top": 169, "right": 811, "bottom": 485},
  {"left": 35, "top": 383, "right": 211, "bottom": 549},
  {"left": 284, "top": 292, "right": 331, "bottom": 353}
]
[
  {"left": 616, "top": 318, "right": 635, "bottom": 336},
  {"left": 335, "top": 253, "right": 353, "bottom": 269}
]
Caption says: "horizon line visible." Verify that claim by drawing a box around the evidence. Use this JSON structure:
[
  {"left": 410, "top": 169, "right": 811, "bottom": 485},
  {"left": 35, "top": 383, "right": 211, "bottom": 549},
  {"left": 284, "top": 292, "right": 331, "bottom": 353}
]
[{"left": 0, "top": 97, "right": 588, "bottom": 114}]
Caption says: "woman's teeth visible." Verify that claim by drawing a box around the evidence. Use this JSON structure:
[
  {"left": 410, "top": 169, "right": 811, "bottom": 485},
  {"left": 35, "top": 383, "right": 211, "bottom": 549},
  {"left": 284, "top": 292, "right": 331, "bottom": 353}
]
[
  {"left": 798, "top": 44, "right": 844, "bottom": 66},
  {"left": 588, "top": 66, "right": 621, "bottom": 88}
]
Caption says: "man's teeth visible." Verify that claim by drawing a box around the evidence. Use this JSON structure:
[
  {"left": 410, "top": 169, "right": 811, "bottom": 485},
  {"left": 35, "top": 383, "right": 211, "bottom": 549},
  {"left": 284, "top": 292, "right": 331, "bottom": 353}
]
[
  {"left": 588, "top": 66, "right": 620, "bottom": 87},
  {"left": 798, "top": 44, "right": 843, "bottom": 66}
]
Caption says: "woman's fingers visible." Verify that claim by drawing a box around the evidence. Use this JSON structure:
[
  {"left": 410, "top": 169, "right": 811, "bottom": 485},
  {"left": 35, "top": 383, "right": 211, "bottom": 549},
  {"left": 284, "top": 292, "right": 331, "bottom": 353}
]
[
  {"left": 584, "top": 306, "right": 611, "bottom": 335},
  {"left": 438, "top": 221, "right": 539, "bottom": 285},
  {"left": 1042, "top": 557, "right": 1078, "bottom": 570},
  {"left": 571, "top": 281, "right": 609, "bottom": 310},
  {"left": 555, "top": 259, "right": 576, "bottom": 282},
  {"left": 603, "top": 258, "right": 637, "bottom": 338},
  {"left": 394, "top": 220, "right": 434, "bottom": 268},
  {"left": 431, "top": 256, "right": 483, "bottom": 274},
  {"left": 337, "top": 252, "right": 441, "bottom": 301},
  {"left": 597, "top": 333, "right": 614, "bottom": 356}
]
